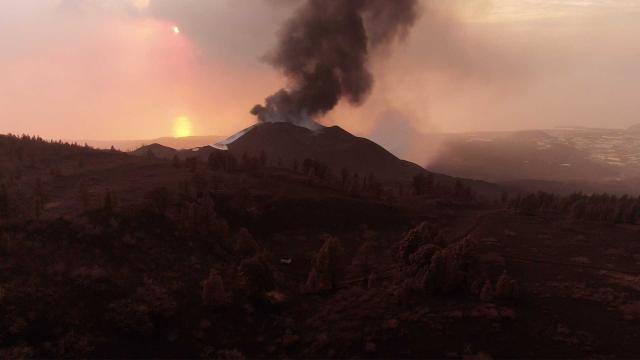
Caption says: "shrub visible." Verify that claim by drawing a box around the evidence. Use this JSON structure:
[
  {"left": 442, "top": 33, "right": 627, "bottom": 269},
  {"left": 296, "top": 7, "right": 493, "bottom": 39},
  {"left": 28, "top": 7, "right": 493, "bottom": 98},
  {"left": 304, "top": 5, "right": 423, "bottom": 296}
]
[
  {"left": 422, "top": 237, "right": 479, "bottom": 294},
  {"left": 145, "top": 186, "right": 172, "bottom": 215},
  {"left": 234, "top": 228, "right": 259, "bottom": 259},
  {"left": 480, "top": 280, "right": 495, "bottom": 302},
  {"left": 305, "top": 235, "right": 345, "bottom": 293},
  {"left": 183, "top": 196, "right": 230, "bottom": 245},
  {"left": 1, "top": 345, "right": 35, "bottom": 360},
  {"left": 239, "top": 254, "right": 275, "bottom": 298},
  {"left": 107, "top": 278, "right": 176, "bottom": 334},
  {"left": 0, "top": 183, "right": 9, "bottom": 217},
  {"left": 397, "top": 222, "right": 442, "bottom": 264},
  {"left": 202, "top": 269, "right": 229, "bottom": 306},
  {"left": 495, "top": 271, "right": 519, "bottom": 300},
  {"left": 348, "top": 241, "right": 377, "bottom": 281}
]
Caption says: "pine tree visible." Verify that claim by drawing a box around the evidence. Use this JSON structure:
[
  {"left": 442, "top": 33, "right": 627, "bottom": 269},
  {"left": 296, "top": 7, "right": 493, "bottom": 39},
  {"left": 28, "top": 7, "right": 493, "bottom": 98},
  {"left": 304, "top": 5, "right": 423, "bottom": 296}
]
[
  {"left": 259, "top": 151, "right": 267, "bottom": 167},
  {"left": 0, "top": 183, "right": 8, "bottom": 217},
  {"left": 495, "top": 271, "right": 519, "bottom": 300},
  {"left": 348, "top": 241, "right": 377, "bottom": 283},
  {"left": 302, "top": 158, "right": 313, "bottom": 175},
  {"left": 479, "top": 280, "right": 494, "bottom": 302},
  {"left": 172, "top": 155, "right": 181, "bottom": 168},
  {"left": 305, "top": 235, "right": 345, "bottom": 292},
  {"left": 412, "top": 173, "right": 426, "bottom": 195},
  {"left": 104, "top": 189, "right": 113, "bottom": 213},
  {"left": 239, "top": 254, "right": 275, "bottom": 298},
  {"left": 340, "top": 168, "right": 350, "bottom": 188},
  {"left": 501, "top": 191, "right": 509, "bottom": 204},
  {"left": 79, "top": 184, "right": 90, "bottom": 211},
  {"left": 202, "top": 269, "right": 229, "bottom": 306},
  {"left": 235, "top": 228, "right": 259, "bottom": 259},
  {"left": 33, "top": 178, "right": 46, "bottom": 219}
]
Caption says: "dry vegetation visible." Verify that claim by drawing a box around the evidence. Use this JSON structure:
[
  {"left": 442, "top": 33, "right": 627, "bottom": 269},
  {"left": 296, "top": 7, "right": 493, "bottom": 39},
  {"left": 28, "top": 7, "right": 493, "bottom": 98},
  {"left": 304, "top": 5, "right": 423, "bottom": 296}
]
[{"left": 1, "top": 134, "right": 639, "bottom": 358}]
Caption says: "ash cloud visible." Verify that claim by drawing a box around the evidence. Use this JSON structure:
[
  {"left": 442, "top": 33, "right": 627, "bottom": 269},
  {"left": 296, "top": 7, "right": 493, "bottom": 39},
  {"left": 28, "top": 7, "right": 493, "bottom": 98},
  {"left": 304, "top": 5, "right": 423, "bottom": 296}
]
[{"left": 251, "top": 0, "right": 420, "bottom": 125}]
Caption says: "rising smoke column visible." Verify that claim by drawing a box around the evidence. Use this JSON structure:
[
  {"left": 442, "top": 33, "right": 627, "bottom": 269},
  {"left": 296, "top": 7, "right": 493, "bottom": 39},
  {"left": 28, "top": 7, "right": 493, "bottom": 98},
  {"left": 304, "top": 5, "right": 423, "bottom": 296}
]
[{"left": 251, "top": 0, "right": 420, "bottom": 125}]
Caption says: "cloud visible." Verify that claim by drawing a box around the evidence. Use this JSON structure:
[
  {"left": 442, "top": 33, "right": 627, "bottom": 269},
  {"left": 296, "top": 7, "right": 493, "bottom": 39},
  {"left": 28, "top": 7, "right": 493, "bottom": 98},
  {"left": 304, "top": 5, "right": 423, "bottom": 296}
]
[
  {"left": 1, "top": 0, "right": 640, "bottom": 152},
  {"left": 146, "top": 0, "right": 295, "bottom": 64}
]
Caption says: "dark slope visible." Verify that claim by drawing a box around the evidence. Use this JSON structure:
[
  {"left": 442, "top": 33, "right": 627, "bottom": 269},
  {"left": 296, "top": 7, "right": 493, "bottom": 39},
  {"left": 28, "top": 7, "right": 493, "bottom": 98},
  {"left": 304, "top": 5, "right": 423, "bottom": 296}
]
[
  {"left": 226, "top": 122, "right": 424, "bottom": 181},
  {"left": 225, "top": 122, "right": 504, "bottom": 199},
  {"left": 129, "top": 122, "right": 505, "bottom": 198}
]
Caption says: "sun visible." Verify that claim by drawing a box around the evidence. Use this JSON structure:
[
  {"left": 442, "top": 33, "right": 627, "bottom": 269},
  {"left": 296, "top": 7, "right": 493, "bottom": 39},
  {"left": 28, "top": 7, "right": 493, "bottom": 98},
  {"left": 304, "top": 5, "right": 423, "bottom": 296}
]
[
  {"left": 173, "top": 116, "right": 192, "bottom": 138},
  {"left": 172, "top": 26, "right": 180, "bottom": 34}
]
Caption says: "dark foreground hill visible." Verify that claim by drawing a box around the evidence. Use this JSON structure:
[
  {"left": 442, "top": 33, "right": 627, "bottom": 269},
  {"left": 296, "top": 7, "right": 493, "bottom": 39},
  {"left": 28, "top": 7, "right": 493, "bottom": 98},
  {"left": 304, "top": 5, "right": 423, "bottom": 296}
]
[{"left": 3, "top": 134, "right": 640, "bottom": 358}]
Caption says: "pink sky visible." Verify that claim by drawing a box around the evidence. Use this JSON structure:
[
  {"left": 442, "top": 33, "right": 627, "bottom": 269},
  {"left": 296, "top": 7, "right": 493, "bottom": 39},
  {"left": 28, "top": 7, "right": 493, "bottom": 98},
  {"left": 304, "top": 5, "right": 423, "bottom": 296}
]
[{"left": 1, "top": 0, "right": 639, "bottom": 141}]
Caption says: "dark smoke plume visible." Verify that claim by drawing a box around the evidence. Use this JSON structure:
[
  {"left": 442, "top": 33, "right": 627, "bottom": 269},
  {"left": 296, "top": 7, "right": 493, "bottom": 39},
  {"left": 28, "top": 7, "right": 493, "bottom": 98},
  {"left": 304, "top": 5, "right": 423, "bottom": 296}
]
[{"left": 251, "top": 0, "right": 419, "bottom": 126}]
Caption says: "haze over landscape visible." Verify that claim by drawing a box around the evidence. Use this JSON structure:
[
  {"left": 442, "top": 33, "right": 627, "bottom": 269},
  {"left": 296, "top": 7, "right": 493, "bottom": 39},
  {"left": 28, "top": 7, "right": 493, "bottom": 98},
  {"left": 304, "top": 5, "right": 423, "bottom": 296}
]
[
  {"left": 3, "top": 1, "right": 640, "bottom": 358},
  {"left": 2, "top": 0, "right": 640, "bottom": 142}
]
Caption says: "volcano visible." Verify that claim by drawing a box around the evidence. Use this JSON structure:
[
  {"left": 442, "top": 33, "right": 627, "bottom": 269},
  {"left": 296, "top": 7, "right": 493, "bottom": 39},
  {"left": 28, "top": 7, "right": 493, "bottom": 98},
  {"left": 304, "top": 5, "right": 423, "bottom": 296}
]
[
  {"left": 216, "top": 121, "right": 424, "bottom": 182},
  {"left": 215, "top": 122, "right": 505, "bottom": 199},
  {"left": 130, "top": 121, "right": 503, "bottom": 198}
]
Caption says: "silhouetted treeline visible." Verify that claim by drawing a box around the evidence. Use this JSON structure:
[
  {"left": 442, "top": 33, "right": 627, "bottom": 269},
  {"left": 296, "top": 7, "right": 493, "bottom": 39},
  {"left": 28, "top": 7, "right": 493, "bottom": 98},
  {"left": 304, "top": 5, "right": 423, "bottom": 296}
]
[
  {"left": 0, "top": 133, "right": 100, "bottom": 159},
  {"left": 0, "top": 133, "right": 125, "bottom": 178},
  {"left": 411, "top": 173, "right": 475, "bottom": 201},
  {"left": 212, "top": 149, "right": 391, "bottom": 200},
  {"left": 509, "top": 191, "right": 640, "bottom": 224}
]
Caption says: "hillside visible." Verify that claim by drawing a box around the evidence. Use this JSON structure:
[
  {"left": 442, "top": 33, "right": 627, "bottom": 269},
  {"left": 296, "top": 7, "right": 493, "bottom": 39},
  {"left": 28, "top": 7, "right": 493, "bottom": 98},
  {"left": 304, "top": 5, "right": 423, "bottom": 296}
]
[
  {"left": 222, "top": 122, "right": 505, "bottom": 199},
  {"left": 225, "top": 122, "right": 425, "bottom": 181},
  {"left": 418, "top": 127, "right": 640, "bottom": 195},
  {"left": 427, "top": 133, "right": 618, "bottom": 183},
  {"left": 128, "top": 123, "right": 504, "bottom": 199},
  {"left": 2, "top": 134, "right": 640, "bottom": 357}
]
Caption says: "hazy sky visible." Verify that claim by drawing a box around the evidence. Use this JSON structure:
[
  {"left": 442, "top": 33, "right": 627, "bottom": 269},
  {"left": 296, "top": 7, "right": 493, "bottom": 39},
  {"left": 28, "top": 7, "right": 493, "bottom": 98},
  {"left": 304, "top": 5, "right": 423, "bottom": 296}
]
[{"left": 1, "top": 0, "right": 640, "bottom": 141}]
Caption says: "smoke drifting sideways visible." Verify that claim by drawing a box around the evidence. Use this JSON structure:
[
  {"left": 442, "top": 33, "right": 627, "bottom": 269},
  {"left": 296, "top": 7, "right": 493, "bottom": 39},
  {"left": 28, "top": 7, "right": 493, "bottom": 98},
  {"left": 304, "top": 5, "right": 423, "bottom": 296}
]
[{"left": 251, "top": 0, "right": 419, "bottom": 127}]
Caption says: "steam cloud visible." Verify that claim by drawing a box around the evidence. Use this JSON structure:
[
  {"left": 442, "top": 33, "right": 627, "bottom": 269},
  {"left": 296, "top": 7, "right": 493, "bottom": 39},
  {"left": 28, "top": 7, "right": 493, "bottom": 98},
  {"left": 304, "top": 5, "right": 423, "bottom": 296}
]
[{"left": 251, "top": 0, "right": 419, "bottom": 126}]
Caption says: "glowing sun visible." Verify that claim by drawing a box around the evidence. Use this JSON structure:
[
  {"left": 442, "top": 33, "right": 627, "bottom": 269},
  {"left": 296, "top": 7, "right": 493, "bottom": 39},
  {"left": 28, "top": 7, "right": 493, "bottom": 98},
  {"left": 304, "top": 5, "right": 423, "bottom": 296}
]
[
  {"left": 172, "top": 26, "right": 180, "bottom": 34},
  {"left": 173, "top": 116, "right": 192, "bottom": 138}
]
